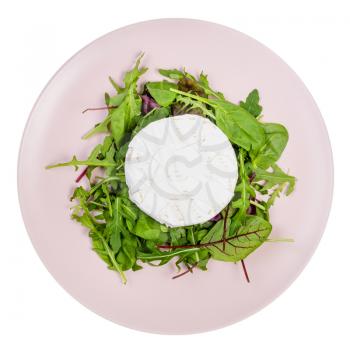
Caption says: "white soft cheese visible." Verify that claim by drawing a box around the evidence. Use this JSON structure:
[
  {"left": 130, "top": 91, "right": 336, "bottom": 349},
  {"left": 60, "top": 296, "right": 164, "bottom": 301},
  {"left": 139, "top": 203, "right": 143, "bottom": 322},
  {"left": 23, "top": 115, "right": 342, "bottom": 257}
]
[{"left": 125, "top": 114, "right": 238, "bottom": 227}]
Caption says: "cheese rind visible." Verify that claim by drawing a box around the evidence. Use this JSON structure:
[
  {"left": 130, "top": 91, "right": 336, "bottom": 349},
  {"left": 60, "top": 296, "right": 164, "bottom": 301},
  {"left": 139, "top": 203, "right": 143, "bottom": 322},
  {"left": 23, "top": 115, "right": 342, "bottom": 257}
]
[{"left": 125, "top": 114, "right": 238, "bottom": 227}]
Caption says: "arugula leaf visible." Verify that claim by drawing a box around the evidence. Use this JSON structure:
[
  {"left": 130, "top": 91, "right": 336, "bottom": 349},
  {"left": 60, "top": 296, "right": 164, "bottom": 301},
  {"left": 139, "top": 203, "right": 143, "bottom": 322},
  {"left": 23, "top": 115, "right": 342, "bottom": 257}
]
[
  {"left": 137, "top": 247, "right": 200, "bottom": 261},
  {"left": 95, "top": 231, "right": 127, "bottom": 284},
  {"left": 71, "top": 211, "right": 96, "bottom": 231},
  {"left": 174, "top": 95, "right": 215, "bottom": 119},
  {"left": 158, "top": 68, "right": 184, "bottom": 80},
  {"left": 91, "top": 234, "right": 113, "bottom": 266},
  {"left": 231, "top": 149, "right": 256, "bottom": 225},
  {"left": 46, "top": 155, "right": 116, "bottom": 170},
  {"left": 105, "top": 197, "right": 122, "bottom": 253},
  {"left": 254, "top": 164, "right": 295, "bottom": 193},
  {"left": 254, "top": 164, "right": 296, "bottom": 207},
  {"left": 123, "top": 53, "right": 147, "bottom": 88},
  {"left": 146, "top": 81, "right": 178, "bottom": 107},
  {"left": 239, "top": 89, "right": 263, "bottom": 118},
  {"left": 253, "top": 123, "right": 289, "bottom": 169},
  {"left": 110, "top": 100, "right": 127, "bottom": 146},
  {"left": 100, "top": 135, "right": 113, "bottom": 157},
  {"left": 121, "top": 201, "right": 139, "bottom": 222},
  {"left": 117, "top": 232, "right": 138, "bottom": 271},
  {"left": 108, "top": 76, "right": 122, "bottom": 93},
  {"left": 197, "top": 72, "right": 225, "bottom": 99},
  {"left": 169, "top": 227, "right": 187, "bottom": 246}
]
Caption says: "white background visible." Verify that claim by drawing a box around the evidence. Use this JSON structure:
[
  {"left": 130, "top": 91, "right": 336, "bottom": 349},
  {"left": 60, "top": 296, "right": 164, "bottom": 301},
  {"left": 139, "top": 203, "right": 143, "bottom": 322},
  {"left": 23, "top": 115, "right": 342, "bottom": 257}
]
[{"left": 1, "top": 0, "right": 349, "bottom": 348}]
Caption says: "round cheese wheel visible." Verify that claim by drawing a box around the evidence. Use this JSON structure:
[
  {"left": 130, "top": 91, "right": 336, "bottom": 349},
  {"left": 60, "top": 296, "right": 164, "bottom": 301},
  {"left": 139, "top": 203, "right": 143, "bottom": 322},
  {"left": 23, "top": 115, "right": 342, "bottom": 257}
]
[{"left": 125, "top": 114, "right": 238, "bottom": 227}]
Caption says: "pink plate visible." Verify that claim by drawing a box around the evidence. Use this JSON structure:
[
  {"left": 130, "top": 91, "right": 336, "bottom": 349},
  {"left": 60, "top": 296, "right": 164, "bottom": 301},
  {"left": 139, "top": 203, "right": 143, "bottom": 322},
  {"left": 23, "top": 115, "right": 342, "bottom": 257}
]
[{"left": 18, "top": 19, "right": 333, "bottom": 334}]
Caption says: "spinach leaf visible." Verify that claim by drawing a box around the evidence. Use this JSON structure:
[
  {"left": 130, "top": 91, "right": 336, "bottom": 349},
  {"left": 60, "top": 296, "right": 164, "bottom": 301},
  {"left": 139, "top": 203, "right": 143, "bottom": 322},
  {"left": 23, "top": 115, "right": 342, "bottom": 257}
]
[
  {"left": 213, "top": 100, "right": 265, "bottom": 152},
  {"left": 253, "top": 123, "right": 289, "bottom": 169},
  {"left": 239, "top": 89, "right": 262, "bottom": 118},
  {"left": 134, "top": 213, "right": 162, "bottom": 240},
  {"left": 146, "top": 81, "right": 178, "bottom": 107}
]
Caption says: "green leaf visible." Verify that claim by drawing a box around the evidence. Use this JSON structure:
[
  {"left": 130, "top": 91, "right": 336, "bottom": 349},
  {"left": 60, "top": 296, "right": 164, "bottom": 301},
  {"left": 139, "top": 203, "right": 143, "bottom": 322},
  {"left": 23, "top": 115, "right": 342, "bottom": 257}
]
[
  {"left": 82, "top": 114, "right": 112, "bottom": 140},
  {"left": 91, "top": 236, "right": 113, "bottom": 266},
  {"left": 174, "top": 95, "right": 215, "bottom": 119},
  {"left": 137, "top": 247, "right": 200, "bottom": 261},
  {"left": 70, "top": 186, "right": 89, "bottom": 202},
  {"left": 132, "top": 107, "right": 170, "bottom": 137},
  {"left": 110, "top": 100, "right": 128, "bottom": 146},
  {"left": 46, "top": 155, "right": 116, "bottom": 170},
  {"left": 117, "top": 233, "right": 138, "bottom": 271},
  {"left": 158, "top": 68, "right": 184, "bottom": 80},
  {"left": 72, "top": 212, "right": 95, "bottom": 231},
  {"left": 109, "top": 76, "right": 122, "bottom": 93},
  {"left": 201, "top": 216, "right": 272, "bottom": 262},
  {"left": 201, "top": 220, "right": 225, "bottom": 245},
  {"left": 127, "top": 85, "right": 142, "bottom": 124},
  {"left": 95, "top": 231, "right": 127, "bottom": 284},
  {"left": 254, "top": 164, "right": 296, "bottom": 207},
  {"left": 254, "top": 123, "right": 289, "bottom": 169},
  {"left": 101, "top": 184, "right": 112, "bottom": 216},
  {"left": 231, "top": 149, "right": 256, "bottom": 224},
  {"left": 100, "top": 135, "right": 113, "bottom": 157},
  {"left": 168, "top": 227, "right": 187, "bottom": 247},
  {"left": 146, "top": 81, "right": 178, "bottom": 107},
  {"left": 213, "top": 100, "right": 265, "bottom": 152},
  {"left": 110, "top": 87, "right": 142, "bottom": 146},
  {"left": 105, "top": 197, "right": 122, "bottom": 253},
  {"left": 121, "top": 200, "right": 139, "bottom": 222},
  {"left": 123, "top": 53, "right": 147, "bottom": 89},
  {"left": 239, "top": 89, "right": 262, "bottom": 118},
  {"left": 108, "top": 91, "right": 127, "bottom": 106},
  {"left": 134, "top": 213, "right": 162, "bottom": 240},
  {"left": 197, "top": 72, "right": 225, "bottom": 99}
]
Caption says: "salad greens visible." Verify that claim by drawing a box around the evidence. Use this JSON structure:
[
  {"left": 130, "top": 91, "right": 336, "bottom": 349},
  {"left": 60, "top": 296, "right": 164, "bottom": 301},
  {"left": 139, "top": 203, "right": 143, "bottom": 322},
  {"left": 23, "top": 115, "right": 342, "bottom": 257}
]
[{"left": 47, "top": 54, "right": 296, "bottom": 284}]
